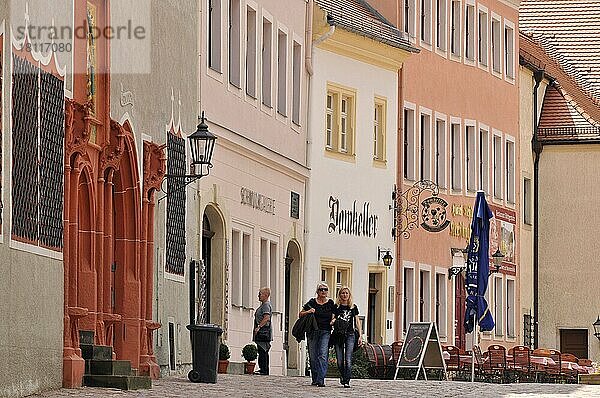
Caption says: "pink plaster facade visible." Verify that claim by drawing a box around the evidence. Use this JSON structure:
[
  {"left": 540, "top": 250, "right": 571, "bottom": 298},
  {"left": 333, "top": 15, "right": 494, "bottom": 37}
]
[{"left": 370, "top": 0, "right": 521, "bottom": 351}]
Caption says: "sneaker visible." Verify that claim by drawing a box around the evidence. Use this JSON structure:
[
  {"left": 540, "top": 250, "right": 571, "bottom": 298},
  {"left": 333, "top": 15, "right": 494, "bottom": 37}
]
[
  {"left": 317, "top": 383, "right": 326, "bottom": 387},
  {"left": 343, "top": 383, "right": 350, "bottom": 388},
  {"left": 311, "top": 382, "right": 318, "bottom": 386}
]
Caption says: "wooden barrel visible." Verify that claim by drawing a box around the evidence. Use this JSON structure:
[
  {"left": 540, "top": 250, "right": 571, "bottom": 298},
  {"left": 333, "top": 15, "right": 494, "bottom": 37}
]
[{"left": 363, "top": 343, "right": 394, "bottom": 379}]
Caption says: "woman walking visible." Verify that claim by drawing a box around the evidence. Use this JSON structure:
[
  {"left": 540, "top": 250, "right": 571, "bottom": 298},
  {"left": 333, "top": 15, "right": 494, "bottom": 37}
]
[
  {"left": 253, "top": 287, "right": 272, "bottom": 375},
  {"left": 333, "top": 286, "right": 362, "bottom": 388},
  {"left": 299, "top": 282, "right": 335, "bottom": 387}
]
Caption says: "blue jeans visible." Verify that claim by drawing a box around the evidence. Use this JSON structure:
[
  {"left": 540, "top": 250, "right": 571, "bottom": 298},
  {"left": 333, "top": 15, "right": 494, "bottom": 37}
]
[
  {"left": 307, "top": 330, "right": 330, "bottom": 385},
  {"left": 335, "top": 332, "right": 355, "bottom": 383}
]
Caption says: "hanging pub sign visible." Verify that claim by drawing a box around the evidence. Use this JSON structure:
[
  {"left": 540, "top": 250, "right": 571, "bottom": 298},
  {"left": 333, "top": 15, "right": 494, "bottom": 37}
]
[
  {"left": 328, "top": 196, "right": 378, "bottom": 238},
  {"left": 420, "top": 196, "right": 450, "bottom": 232}
]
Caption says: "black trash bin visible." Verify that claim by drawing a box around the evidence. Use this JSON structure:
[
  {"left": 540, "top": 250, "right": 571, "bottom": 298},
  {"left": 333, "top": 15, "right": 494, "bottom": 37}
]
[{"left": 187, "top": 323, "right": 223, "bottom": 383}]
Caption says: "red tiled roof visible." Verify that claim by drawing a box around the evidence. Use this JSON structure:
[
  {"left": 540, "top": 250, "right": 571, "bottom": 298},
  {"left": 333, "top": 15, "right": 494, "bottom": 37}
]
[{"left": 520, "top": 0, "right": 600, "bottom": 101}]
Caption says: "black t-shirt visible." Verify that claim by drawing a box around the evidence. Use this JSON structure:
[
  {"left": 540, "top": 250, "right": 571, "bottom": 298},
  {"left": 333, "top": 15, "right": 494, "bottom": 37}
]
[
  {"left": 334, "top": 304, "right": 359, "bottom": 335},
  {"left": 303, "top": 298, "right": 336, "bottom": 331}
]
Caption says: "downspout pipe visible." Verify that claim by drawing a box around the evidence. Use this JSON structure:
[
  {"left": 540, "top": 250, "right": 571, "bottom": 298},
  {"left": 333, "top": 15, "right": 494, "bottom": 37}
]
[{"left": 532, "top": 68, "right": 544, "bottom": 349}]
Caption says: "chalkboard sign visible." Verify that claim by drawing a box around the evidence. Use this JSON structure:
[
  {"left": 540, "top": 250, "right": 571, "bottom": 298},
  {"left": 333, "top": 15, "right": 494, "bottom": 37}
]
[{"left": 394, "top": 322, "right": 446, "bottom": 380}]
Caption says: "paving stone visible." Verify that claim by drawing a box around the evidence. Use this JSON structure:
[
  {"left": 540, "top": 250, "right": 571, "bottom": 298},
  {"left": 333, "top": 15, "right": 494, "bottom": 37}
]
[{"left": 31, "top": 374, "right": 600, "bottom": 397}]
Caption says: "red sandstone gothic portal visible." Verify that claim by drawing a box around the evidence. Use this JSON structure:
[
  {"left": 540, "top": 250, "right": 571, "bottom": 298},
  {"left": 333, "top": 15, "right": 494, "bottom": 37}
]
[{"left": 62, "top": 0, "right": 164, "bottom": 387}]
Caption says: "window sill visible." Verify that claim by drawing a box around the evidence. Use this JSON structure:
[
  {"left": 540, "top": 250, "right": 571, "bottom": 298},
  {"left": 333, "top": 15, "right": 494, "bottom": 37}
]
[
  {"left": 324, "top": 148, "right": 356, "bottom": 163},
  {"left": 372, "top": 159, "right": 387, "bottom": 169}
]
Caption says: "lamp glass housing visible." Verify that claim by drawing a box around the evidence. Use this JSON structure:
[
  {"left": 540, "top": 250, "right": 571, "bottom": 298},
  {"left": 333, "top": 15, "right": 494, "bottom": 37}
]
[
  {"left": 593, "top": 316, "right": 600, "bottom": 340},
  {"left": 189, "top": 114, "right": 216, "bottom": 173},
  {"left": 382, "top": 251, "right": 393, "bottom": 268},
  {"left": 491, "top": 248, "right": 504, "bottom": 269}
]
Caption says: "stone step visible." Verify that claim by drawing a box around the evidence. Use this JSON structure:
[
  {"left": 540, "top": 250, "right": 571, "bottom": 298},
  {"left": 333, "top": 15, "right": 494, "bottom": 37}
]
[
  {"left": 83, "top": 375, "right": 152, "bottom": 390},
  {"left": 86, "top": 359, "right": 132, "bottom": 376},
  {"left": 79, "top": 330, "right": 95, "bottom": 345},
  {"left": 80, "top": 344, "right": 113, "bottom": 360},
  {"left": 579, "top": 373, "right": 600, "bottom": 385}
]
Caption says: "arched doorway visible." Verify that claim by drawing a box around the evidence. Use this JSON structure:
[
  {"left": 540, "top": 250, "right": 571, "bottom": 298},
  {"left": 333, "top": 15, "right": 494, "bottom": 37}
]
[
  {"left": 284, "top": 240, "right": 302, "bottom": 373},
  {"left": 200, "top": 204, "right": 226, "bottom": 326},
  {"left": 198, "top": 215, "right": 213, "bottom": 324}
]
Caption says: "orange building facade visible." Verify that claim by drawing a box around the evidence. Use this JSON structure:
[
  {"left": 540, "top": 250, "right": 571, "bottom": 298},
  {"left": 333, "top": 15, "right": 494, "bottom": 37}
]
[{"left": 369, "top": 0, "right": 521, "bottom": 351}]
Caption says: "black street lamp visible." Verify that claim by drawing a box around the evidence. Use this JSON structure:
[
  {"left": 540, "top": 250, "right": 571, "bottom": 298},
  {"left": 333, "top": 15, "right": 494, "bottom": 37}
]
[
  {"left": 378, "top": 246, "right": 393, "bottom": 268},
  {"left": 159, "top": 112, "right": 217, "bottom": 201},
  {"left": 593, "top": 316, "right": 600, "bottom": 341},
  {"left": 490, "top": 248, "right": 505, "bottom": 275}
]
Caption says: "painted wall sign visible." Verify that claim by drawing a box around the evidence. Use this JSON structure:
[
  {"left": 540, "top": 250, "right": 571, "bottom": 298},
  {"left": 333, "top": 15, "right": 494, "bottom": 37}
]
[
  {"left": 420, "top": 196, "right": 450, "bottom": 232},
  {"left": 490, "top": 205, "right": 517, "bottom": 275},
  {"left": 328, "top": 196, "right": 378, "bottom": 238},
  {"left": 449, "top": 203, "right": 474, "bottom": 239},
  {"left": 240, "top": 187, "right": 275, "bottom": 215}
]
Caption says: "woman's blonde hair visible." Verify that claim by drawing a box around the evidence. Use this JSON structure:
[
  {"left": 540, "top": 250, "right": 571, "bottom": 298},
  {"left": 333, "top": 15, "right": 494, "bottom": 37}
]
[
  {"left": 315, "top": 282, "right": 329, "bottom": 294},
  {"left": 336, "top": 286, "right": 353, "bottom": 307}
]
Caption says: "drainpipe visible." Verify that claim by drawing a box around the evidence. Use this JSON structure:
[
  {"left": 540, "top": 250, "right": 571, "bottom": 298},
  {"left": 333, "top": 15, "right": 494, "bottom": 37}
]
[
  {"left": 532, "top": 69, "right": 544, "bottom": 349},
  {"left": 395, "top": 66, "right": 404, "bottom": 343}
]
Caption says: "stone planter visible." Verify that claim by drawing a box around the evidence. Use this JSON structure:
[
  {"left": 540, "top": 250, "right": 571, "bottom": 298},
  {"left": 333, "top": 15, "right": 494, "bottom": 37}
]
[
  {"left": 244, "top": 362, "right": 256, "bottom": 374},
  {"left": 218, "top": 360, "right": 229, "bottom": 374}
]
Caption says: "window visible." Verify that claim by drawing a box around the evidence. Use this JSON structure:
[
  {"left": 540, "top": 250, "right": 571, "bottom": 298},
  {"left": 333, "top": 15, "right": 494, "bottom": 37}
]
[
  {"left": 245, "top": 6, "right": 257, "bottom": 97},
  {"left": 404, "top": 107, "right": 416, "bottom": 179},
  {"left": 493, "top": 133, "right": 502, "bottom": 199},
  {"left": 466, "top": 124, "right": 476, "bottom": 191},
  {"left": 326, "top": 85, "right": 356, "bottom": 156},
  {"left": 242, "top": 232, "right": 252, "bottom": 307},
  {"left": 494, "top": 276, "right": 503, "bottom": 336},
  {"left": 506, "top": 139, "right": 515, "bottom": 203},
  {"left": 165, "top": 132, "right": 187, "bottom": 276},
  {"left": 421, "top": 0, "right": 432, "bottom": 44},
  {"left": 436, "top": 0, "right": 447, "bottom": 50},
  {"left": 435, "top": 273, "right": 447, "bottom": 337},
  {"left": 451, "top": 122, "right": 461, "bottom": 190},
  {"left": 478, "top": 7, "right": 488, "bottom": 66},
  {"left": 479, "top": 127, "right": 489, "bottom": 193},
  {"left": 292, "top": 41, "right": 302, "bottom": 125},
  {"left": 465, "top": 2, "right": 475, "bottom": 61},
  {"left": 259, "top": 238, "right": 279, "bottom": 309},
  {"left": 270, "top": 241, "right": 278, "bottom": 310},
  {"left": 504, "top": 20, "right": 515, "bottom": 79},
  {"left": 523, "top": 177, "right": 532, "bottom": 225},
  {"left": 419, "top": 269, "right": 431, "bottom": 322},
  {"left": 435, "top": 118, "right": 446, "bottom": 188},
  {"left": 491, "top": 15, "right": 501, "bottom": 73},
  {"left": 373, "top": 99, "right": 386, "bottom": 161},
  {"left": 261, "top": 18, "right": 272, "bottom": 107},
  {"left": 321, "top": 259, "right": 352, "bottom": 299},
  {"left": 450, "top": 0, "right": 461, "bottom": 56},
  {"left": 420, "top": 111, "right": 431, "bottom": 180},
  {"left": 231, "top": 230, "right": 242, "bottom": 305},
  {"left": 404, "top": 0, "right": 416, "bottom": 39},
  {"left": 228, "top": 0, "right": 241, "bottom": 86},
  {"left": 403, "top": 266, "right": 415, "bottom": 332},
  {"left": 506, "top": 279, "right": 515, "bottom": 338},
  {"left": 11, "top": 55, "right": 64, "bottom": 250},
  {"left": 208, "top": 0, "right": 222, "bottom": 72},
  {"left": 277, "top": 29, "right": 287, "bottom": 116}
]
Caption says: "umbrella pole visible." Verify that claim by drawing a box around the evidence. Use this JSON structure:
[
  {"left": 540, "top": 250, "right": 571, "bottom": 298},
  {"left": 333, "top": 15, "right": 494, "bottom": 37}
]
[{"left": 471, "top": 313, "right": 476, "bottom": 382}]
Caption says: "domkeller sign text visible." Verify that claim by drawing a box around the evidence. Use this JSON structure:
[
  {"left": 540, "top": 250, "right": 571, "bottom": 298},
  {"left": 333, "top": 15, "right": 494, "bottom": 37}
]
[{"left": 328, "top": 196, "right": 378, "bottom": 238}]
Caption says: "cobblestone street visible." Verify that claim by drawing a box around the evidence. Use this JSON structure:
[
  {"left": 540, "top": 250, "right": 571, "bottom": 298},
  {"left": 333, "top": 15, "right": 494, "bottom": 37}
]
[{"left": 32, "top": 374, "right": 600, "bottom": 397}]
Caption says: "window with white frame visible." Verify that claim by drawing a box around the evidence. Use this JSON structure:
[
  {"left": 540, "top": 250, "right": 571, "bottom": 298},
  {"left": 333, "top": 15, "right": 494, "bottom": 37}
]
[
  {"left": 277, "top": 29, "right": 287, "bottom": 116},
  {"left": 242, "top": 232, "right": 252, "bottom": 307},
  {"left": 478, "top": 7, "right": 488, "bottom": 66},
  {"left": 466, "top": 124, "right": 476, "bottom": 191},
  {"left": 436, "top": 0, "right": 447, "bottom": 50},
  {"left": 493, "top": 134, "right": 502, "bottom": 199},
  {"left": 506, "top": 139, "right": 515, "bottom": 203},
  {"left": 262, "top": 18, "right": 272, "bottom": 107},
  {"left": 269, "top": 241, "right": 278, "bottom": 310},
  {"left": 404, "top": 0, "right": 416, "bottom": 39},
  {"left": 523, "top": 177, "right": 532, "bottom": 225},
  {"left": 321, "top": 259, "right": 351, "bottom": 299},
  {"left": 465, "top": 2, "right": 475, "bottom": 61},
  {"left": 404, "top": 107, "right": 416, "bottom": 180},
  {"left": 373, "top": 98, "right": 387, "bottom": 161},
  {"left": 494, "top": 276, "right": 503, "bottom": 336},
  {"left": 229, "top": 0, "right": 241, "bottom": 86},
  {"left": 260, "top": 238, "right": 279, "bottom": 310},
  {"left": 292, "top": 41, "right": 302, "bottom": 125},
  {"left": 420, "top": 112, "right": 431, "bottom": 180},
  {"left": 419, "top": 270, "right": 431, "bottom": 322},
  {"left": 246, "top": 6, "right": 257, "bottom": 97},
  {"left": 451, "top": 122, "right": 461, "bottom": 190},
  {"left": 260, "top": 238, "right": 269, "bottom": 292},
  {"left": 491, "top": 15, "right": 501, "bottom": 73},
  {"left": 326, "top": 85, "right": 356, "bottom": 156},
  {"left": 435, "top": 118, "right": 446, "bottom": 188},
  {"left": 479, "top": 127, "right": 489, "bottom": 193},
  {"left": 435, "top": 273, "right": 447, "bottom": 337},
  {"left": 504, "top": 21, "right": 515, "bottom": 79},
  {"left": 450, "top": 0, "right": 461, "bottom": 56},
  {"left": 506, "top": 278, "right": 515, "bottom": 337},
  {"left": 231, "top": 229, "right": 242, "bottom": 305},
  {"left": 208, "top": 0, "right": 222, "bottom": 72},
  {"left": 403, "top": 267, "right": 415, "bottom": 332},
  {"left": 421, "top": 0, "right": 432, "bottom": 44}
]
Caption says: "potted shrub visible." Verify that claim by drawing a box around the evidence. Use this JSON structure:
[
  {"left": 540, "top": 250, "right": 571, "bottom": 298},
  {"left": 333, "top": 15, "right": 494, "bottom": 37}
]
[
  {"left": 242, "top": 343, "right": 258, "bottom": 374},
  {"left": 218, "top": 342, "right": 230, "bottom": 374}
]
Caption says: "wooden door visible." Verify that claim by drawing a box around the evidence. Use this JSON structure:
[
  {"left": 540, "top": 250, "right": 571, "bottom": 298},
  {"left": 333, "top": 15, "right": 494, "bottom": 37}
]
[
  {"left": 454, "top": 273, "right": 466, "bottom": 350},
  {"left": 560, "top": 329, "right": 588, "bottom": 359}
]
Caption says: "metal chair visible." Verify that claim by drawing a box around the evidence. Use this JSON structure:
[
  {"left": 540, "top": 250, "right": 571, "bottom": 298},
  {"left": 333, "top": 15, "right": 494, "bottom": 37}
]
[
  {"left": 482, "top": 344, "right": 507, "bottom": 383},
  {"left": 508, "top": 345, "right": 533, "bottom": 382}
]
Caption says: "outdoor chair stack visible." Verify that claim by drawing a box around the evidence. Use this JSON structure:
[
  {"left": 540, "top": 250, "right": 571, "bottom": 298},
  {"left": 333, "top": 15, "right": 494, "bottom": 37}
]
[
  {"left": 443, "top": 345, "right": 463, "bottom": 376},
  {"left": 560, "top": 353, "right": 580, "bottom": 383},
  {"left": 482, "top": 345, "right": 507, "bottom": 383},
  {"left": 507, "top": 345, "right": 533, "bottom": 382}
]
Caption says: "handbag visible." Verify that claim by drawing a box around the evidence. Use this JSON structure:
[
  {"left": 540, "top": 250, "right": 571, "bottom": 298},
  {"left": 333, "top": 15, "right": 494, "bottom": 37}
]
[{"left": 254, "top": 326, "right": 271, "bottom": 342}]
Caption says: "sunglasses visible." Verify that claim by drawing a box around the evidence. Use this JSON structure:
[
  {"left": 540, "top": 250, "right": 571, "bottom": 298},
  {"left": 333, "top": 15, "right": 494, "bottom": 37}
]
[{"left": 318, "top": 288, "right": 328, "bottom": 292}]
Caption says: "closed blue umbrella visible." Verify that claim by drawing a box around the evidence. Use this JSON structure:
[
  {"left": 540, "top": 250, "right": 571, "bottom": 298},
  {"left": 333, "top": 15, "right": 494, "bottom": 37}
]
[{"left": 464, "top": 191, "right": 495, "bottom": 333}]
